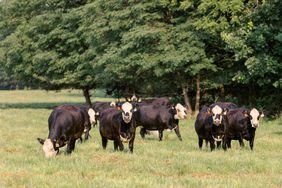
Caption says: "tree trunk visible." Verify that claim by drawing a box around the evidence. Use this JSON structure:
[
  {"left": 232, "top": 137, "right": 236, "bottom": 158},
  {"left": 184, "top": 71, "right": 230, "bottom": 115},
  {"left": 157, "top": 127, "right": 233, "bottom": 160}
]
[
  {"left": 195, "top": 74, "right": 200, "bottom": 115},
  {"left": 83, "top": 88, "right": 92, "bottom": 106},
  {"left": 182, "top": 83, "right": 192, "bottom": 115}
]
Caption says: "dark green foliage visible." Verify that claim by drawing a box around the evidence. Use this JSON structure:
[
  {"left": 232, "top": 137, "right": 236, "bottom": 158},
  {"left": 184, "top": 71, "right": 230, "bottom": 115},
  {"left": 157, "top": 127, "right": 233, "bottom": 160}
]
[{"left": 0, "top": 0, "right": 281, "bottom": 115}]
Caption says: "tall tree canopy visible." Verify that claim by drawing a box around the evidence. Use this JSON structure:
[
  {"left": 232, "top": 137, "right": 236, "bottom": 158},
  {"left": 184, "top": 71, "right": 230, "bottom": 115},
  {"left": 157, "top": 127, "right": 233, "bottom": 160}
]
[{"left": 0, "top": 0, "right": 281, "bottom": 115}]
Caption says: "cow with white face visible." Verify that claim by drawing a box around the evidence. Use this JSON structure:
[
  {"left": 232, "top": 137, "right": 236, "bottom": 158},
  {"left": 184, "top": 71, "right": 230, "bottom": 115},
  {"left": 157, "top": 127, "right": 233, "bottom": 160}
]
[
  {"left": 37, "top": 105, "right": 97, "bottom": 157},
  {"left": 174, "top": 103, "right": 188, "bottom": 119},
  {"left": 98, "top": 102, "right": 138, "bottom": 153},
  {"left": 223, "top": 107, "right": 264, "bottom": 150},
  {"left": 121, "top": 102, "right": 135, "bottom": 123},
  {"left": 249, "top": 108, "right": 264, "bottom": 128},
  {"left": 135, "top": 103, "right": 188, "bottom": 141}
]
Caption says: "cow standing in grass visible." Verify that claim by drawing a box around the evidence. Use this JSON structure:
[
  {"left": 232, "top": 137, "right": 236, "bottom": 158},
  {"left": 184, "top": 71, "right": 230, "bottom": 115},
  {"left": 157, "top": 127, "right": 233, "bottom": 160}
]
[
  {"left": 99, "top": 102, "right": 137, "bottom": 153},
  {"left": 37, "top": 105, "right": 97, "bottom": 157},
  {"left": 223, "top": 108, "right": 264, "bottom": 150},
  {"left": 195, "top": 105, "right": 229, "bottom": 151},
  {"left": 136, "top": 103, "right": 187, "bottom": 141}
]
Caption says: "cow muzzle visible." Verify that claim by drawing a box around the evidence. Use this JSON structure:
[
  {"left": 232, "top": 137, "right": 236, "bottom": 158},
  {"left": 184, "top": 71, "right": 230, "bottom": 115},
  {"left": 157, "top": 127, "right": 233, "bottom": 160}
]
[
  {"left": 122, "top": 116, "right": 131, "bottom": 123},
  {"left": 213, "top": 120, "right": 221, "bottom": 126},
  {"left": 252, "top": 123, "right": 259, "bottom": 128}
]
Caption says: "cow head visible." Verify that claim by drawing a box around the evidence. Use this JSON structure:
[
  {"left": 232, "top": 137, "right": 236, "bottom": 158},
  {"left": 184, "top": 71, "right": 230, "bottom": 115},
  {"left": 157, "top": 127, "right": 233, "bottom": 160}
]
[
  {"left": 173, "top": 103, "right": 188, "bottom": 119},
  {"left": 42, "top": 139, "right": 58, "bottom": 158},
  {"left": 207, "top": 105, "right": 228, "bottom": 126},
  {"left": 88, "top": 108, "right": 99, "bottom": 126},
  {"left": 121, "top": 102, "right": 137, "bottom": 123},
  {"left": 243, "top": 108, "right": 264, "bottom": 128}
]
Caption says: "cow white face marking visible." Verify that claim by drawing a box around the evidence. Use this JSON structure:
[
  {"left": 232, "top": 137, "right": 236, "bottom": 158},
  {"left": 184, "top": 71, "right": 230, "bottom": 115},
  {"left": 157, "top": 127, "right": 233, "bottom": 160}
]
[
  {"left": 174, "top": 103, "right": 187, "bottom": 119},
  {"left": 211, "top": 105, "right": 223, "bottom": 126},
  {"left": 88, "top": 108, "right": 96, "bottom": 125},
  {"left": 42, "top": 139, "right": 57, "bottom": 158},
  {"left": 249, "top": 108, "right": 263, "bottom": 128},
  {"left": 121, "top": 102, "right": 133, "bottom": 123}
]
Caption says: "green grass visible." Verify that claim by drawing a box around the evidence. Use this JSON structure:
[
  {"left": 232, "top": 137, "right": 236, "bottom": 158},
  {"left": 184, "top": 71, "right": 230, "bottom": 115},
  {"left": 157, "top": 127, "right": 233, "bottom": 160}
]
[{"left": 0, "top": 90, "right": 281, "bottom": 188}]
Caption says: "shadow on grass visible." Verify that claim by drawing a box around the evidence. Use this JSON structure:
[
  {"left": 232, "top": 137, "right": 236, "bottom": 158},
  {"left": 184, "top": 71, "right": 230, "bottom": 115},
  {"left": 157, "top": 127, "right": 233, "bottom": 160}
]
[
  {"left": 0, "top": 102, "right": 84, "bottom": 109},
  {"left": 273, "top": 131, "right": 282, "bottom": 136}
]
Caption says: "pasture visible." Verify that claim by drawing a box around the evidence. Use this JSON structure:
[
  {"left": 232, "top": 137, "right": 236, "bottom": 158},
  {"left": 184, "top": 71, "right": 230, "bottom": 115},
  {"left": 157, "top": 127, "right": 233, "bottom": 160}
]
[{"left": 0, "top": 90, "right": 281, "bottom": 188}]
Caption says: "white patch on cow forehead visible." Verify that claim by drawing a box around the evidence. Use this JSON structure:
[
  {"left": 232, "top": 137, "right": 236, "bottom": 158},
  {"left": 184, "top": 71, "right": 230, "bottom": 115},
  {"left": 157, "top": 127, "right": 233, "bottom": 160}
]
[
  {"left": 175, "top": 103, "right": 186, "bottom": 110},
  {"left": 250, "top": 108, "right": 259, "bottom": 118},
  {"left": 122, "top": 102, "right": 133, "bottom": 111},
  {"left": 43, "top": 139, "right": 57, "bottom": 158},
  {"left": 212, "top": 105, "right": 222, "bottom": 114}
]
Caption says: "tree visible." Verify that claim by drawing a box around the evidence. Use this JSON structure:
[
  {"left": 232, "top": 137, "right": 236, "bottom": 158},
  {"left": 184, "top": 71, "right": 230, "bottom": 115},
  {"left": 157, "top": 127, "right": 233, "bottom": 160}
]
[{"left": 0, "top": 0, "right": 98, "bottom": 105}]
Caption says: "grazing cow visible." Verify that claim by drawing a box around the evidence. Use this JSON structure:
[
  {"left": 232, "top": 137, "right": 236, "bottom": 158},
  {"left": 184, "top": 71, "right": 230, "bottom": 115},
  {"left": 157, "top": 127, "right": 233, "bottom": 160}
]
[
  {"left": 136, "top": 103, "right": 187, "bottom": 141},
  {"left": 195, "top": 104, "right": 229, "bottom": 151},
  {"left": 223, "top": 108, "right": 264, "bottom": 150},
  {"left": 37, "top": 105, "right": 97, "bottom": 157},
  {"left": 99, "top": 102, "right": 137, "bottom": 153}
]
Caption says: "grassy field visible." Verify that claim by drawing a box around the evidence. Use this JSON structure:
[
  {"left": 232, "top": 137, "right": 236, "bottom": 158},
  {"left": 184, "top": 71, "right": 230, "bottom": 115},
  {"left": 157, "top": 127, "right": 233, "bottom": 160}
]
[{"left": 0, "top": 90, "right": 281, "bottom": 188}]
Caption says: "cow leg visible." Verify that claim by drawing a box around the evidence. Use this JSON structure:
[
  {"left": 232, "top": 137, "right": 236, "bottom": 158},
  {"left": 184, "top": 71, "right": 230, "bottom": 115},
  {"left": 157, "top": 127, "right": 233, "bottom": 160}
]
[
  {"left": 129, "top": 137, "right": 135, "bottom": 153},
  {"left": 66, "top": 137, "right": 76, "bottom": 154},
  {"left": 209, "top": 139, "right": 215, "bottom": 151},
  {"left": 249, "top": 137, "right": 255, "bottom": 150},
  {"left": 174, "top": 125, "right": 182, "bottom": 141},
  {"left": 114, "top": 140, "right": 119, "bottom": 151},
  {"left": 84, "top": 130, "right": 90, "bottom": 141},
  {"left": 238, "top": 135, "right": 245, "bottom": 148},
  {"left": 118, "top": 141, "right": 124, "bottom": 151},
  {"left": 158, "top": 130, "right": 163, "bottom": 141},
  {"left": 198, "top": 138, "right": 203, "bottom": 149},
  {"left": 102, "top": 136, "right": 108, "bottom": 150},
  {"left": 227, "top": 138, "right": 231, "bottom": 148},
  {"left": 140, "top": 128, "right": 146, "bottom": 139},
  {"left": 205, "top": 140, "right": 209, "bottom": 147},
  {"left": 222, "top": 137, "right": 227, "bottom": 151}
]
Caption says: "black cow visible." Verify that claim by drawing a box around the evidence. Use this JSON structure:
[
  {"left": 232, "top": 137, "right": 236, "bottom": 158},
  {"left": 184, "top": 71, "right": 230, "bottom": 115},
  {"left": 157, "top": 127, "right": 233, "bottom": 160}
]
[
  {"left": 195, "top": 103, "right": 230, "bottom": 151},
  {"left": 222, "top": 108, "right": 264, "bottom": 150},
  {"left": 99, "top": 102, "right": 137, "bottom": 153},
  {"left": 135, "top": 103, "right": 187, "bottom": 141},
  {"left": 206, "top": 102, "right": 238, "bottom": 147},
  {"left": 37, "top": 105, "right": 97, "bottom": 157}
]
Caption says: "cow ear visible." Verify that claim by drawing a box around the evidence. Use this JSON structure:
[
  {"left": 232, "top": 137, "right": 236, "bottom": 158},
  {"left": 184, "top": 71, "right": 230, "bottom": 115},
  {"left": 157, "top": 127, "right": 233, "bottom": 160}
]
[
  {"left": 37, "top": 138, "right": 45, "bottom": 145},
  {"left": 223, "top": 108, "right": 229, "bottom": 115},
  {"left": 207, "top": 108, "right": 212, "bottom": 115},
  {"left": 242, "top": 110, "right": 249, "bottom": 117},
  {"left": 260, "top": 112, "right": 265, "bottom": 118},
  {"left": 137, "top": 98, "right": 142, "bottom": 103},
  {"left": 110, "top": 101, "right": 116, "bottom": 107}
]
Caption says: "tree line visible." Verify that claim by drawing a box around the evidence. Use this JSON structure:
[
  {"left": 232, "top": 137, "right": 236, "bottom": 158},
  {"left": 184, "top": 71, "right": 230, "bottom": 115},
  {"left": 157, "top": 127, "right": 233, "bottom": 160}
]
[{"left": 0, "top": 0, "right": 281, "bottom": 115}]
